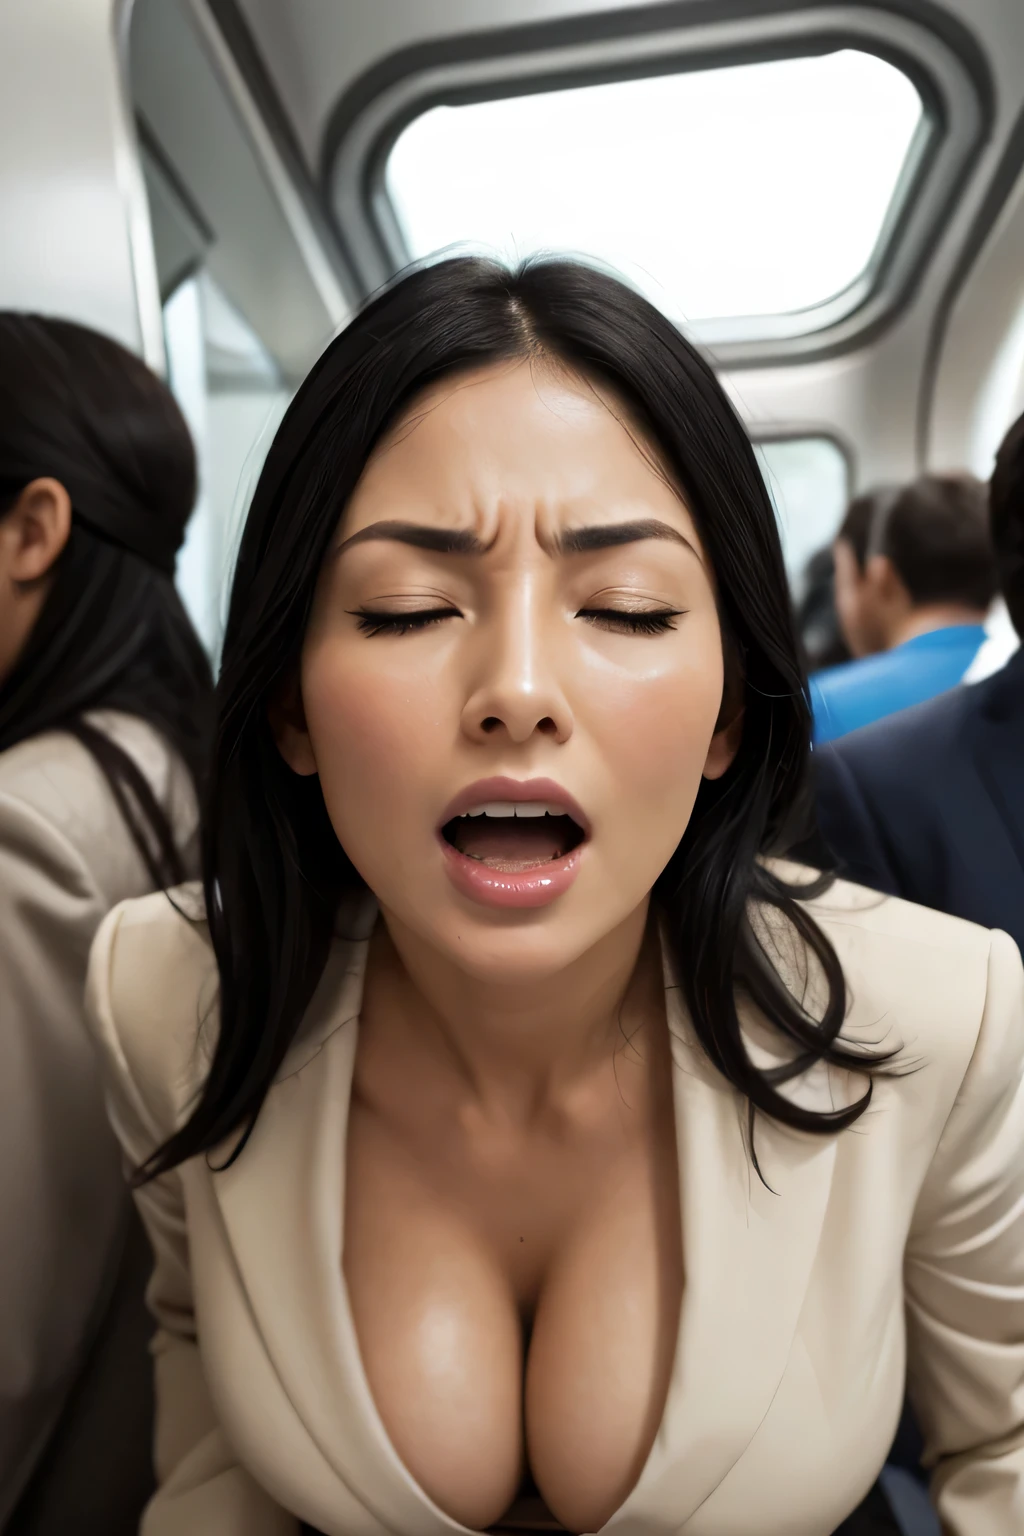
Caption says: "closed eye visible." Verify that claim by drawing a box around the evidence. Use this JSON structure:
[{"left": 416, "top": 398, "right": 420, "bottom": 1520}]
[
  {"left": 577, "top": 608, "right": 683, "bottom": 635},
  {"left": 349, "top": 606, "right": 461, "bottom": 636},
  {"left": 348, "top": 606, "right": 684, "bottom": 638}
]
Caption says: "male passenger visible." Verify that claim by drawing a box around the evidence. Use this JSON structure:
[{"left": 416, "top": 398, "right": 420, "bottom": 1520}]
[
  {"left": 811, "top": 473, "right": 995, "bottom": 743},
  {"left": 814, "top": 413, "right": 1024, "bottom": 951}
]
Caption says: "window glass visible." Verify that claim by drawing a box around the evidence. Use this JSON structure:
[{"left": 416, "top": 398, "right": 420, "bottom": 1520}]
[
  {"left": 755, "top": 437, "right": 850, "bottom": 592},
  {"left": 164, "top": 272, "right": 288, "bottom": 661},
  {"left": 385, "top": 49, "right": 923, "bottom": 328}
]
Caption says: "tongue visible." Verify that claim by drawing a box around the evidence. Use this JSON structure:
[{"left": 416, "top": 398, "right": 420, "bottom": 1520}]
[{"left": 451, "top": 817, "right": 571, "bottom": 869}]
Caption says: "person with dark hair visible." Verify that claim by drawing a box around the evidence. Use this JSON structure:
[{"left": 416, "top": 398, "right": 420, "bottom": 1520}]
[
  {"left": 815, "top": 408, "right": 1024, "bottom": 952},
  {"left": 830, "top": 486, "right": 894, "bottom": 660},
  {"left": 794, "top": 545, "right": 850, "bottom": 673},
  {"left": 83, "top": 259, "right": 1023, "bottom": 1536},
  {"left": 811, "top": 473, "right": 995, "bottom": 742},
  {"left": 0, "top": 315, "right": 212, "bottom": 1532}
]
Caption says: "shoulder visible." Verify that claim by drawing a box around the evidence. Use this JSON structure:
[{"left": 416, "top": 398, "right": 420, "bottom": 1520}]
[
  {"left": 85, "top": 884, "right": 217, "bottom": 1143},
  {"left": 779, "top": 864, "right": 1015, "bottom": 1083},
  {"left": 812, "top": 654, "right": 896, "bottom": 707},
  {"left": 85, "top": 886, "right": 377, "bottom": 1147},
  {"left": 821, "top": 683, "right": 975, "bottom": 783},
  {"left": 810, "top": 655, "right": 901, "bottom": 741},
  {"left": 0, "top": 713, "right": 197, "bottom": 898}
]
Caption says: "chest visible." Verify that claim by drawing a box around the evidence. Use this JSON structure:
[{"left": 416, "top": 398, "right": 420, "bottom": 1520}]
[{"left": 342, "top": 1088, "right": 683, "bottom": 1532}]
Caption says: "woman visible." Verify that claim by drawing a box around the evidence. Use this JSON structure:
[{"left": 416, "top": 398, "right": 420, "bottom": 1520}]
[
  {"left": 0, "top": 315, "right": 212, "bottom": 1531},
  {"left": 86, "top": 259, "right": 1024, "bottom": 1536}
]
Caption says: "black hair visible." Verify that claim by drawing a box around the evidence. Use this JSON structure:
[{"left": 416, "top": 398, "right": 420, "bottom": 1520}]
[
  {"left": 872, "top": 472, "right": 996, "bottom": 611},
  {"left": 138, "top": 256, "right": 896, "bottom": 1183},
  {"left": 990, "top": 411, "right": 1024, "bottom": 636},
  {"left": 835, "top": 488, "right": 894, "bottom": 572},
  {"left": 795, "top": 545, "right": 851, "bottom": 673},
  {"left": 0, "top": 314, "right": 213, "bottom": 886}
]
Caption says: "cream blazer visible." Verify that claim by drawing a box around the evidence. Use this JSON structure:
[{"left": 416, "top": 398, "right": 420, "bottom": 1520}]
[
  {"left": 85, "top": 875, "right": 1024, "bottom": 1536},
  {"left": 0, "top": 713, "right": 197, "bottom": 1525}
]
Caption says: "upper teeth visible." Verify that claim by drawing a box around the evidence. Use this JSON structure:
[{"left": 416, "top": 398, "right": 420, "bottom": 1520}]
[{"left": 461, "top": 801, "right": 566, "bottom": 818}]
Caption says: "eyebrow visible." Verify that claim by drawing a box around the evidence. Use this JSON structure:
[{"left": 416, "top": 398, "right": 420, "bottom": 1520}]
[{"left": 335, "top": 517, "right": 699, "bottom": 560}]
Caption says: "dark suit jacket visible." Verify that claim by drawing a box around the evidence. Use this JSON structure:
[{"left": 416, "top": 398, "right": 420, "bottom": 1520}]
[{"left": 814, "top": 649, "right": 1024, "bottom": 952}]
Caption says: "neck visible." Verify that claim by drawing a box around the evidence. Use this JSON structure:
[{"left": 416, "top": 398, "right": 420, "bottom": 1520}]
[
  {"left": 362, "top": 900, "right": 660, "bottom": 1117},
  {"left": 886, "top": 603, "right": 986, "bottom": 649}
]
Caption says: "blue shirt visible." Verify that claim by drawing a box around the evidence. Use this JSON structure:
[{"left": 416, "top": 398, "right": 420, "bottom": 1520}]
[{"left": 810, "top": 624, "right": 987, "bottom": 745}]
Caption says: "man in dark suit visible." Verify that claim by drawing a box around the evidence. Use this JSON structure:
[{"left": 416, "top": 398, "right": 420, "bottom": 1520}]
[{"left": 814, "top": 411, "right": 1024, "bottom": 953}]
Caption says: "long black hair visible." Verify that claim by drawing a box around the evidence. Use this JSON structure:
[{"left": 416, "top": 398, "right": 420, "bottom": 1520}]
[
  {"left": 0, "top": 314, "right": 213, "bottom": 886},
  {"left": 140, "top": 256, "right": 894, "bottom": 1182}
]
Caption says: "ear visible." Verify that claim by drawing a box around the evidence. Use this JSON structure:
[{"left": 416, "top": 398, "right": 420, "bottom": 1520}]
[
  {"left": 268, "top": 674, "right": 319, "bottom": 777},
  {"left": 703, "top": 659, "right": 745, "bottom": 780},
  {"left": 703, "top": 703, "right": 744, "bottom": 781},
  {"left": 864, "top": 553, "right": 907, "bottom": 606},
  {"left": 0, "top": 478, "right": 72, "bottom": 582}
]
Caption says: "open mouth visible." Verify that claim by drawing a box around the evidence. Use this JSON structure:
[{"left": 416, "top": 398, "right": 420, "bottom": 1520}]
[{"left": 441, "top": 801, "right": 587, "bottom": 873}]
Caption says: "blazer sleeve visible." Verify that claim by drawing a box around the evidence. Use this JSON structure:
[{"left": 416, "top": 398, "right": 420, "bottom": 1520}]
[
  {"left": 0, "top": 792, "right": 128, "bottom": 1525},
  {"left": 86, "top": 906, "right": 298, "bottom": 1536},
  {"left": 904, "top": 927, "right": 1024, "bottom": 1534}
]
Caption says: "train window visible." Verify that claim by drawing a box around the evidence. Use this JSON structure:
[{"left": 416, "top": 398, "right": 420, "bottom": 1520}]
[
  {"left": 754, "top": 437, "right": 850, "bottom": 589},
  {"left": 384, "top": 49, "right": 923, "bottom": 332},
  {"left": 163, "top": 270, "right": 288, "bottom": 658}
]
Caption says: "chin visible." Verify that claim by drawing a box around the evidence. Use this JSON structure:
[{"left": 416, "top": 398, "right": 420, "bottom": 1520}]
[
  {"left": 442, "top": 927, "right": 587, "bottom": 988},
  {"left": 390, "top": 885, "right": 605, "bottom": 987}
]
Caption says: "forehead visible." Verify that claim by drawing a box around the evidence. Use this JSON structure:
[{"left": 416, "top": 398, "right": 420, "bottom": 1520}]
[{"left": 342, "top": 361, "right": 695, "bottom": 538}]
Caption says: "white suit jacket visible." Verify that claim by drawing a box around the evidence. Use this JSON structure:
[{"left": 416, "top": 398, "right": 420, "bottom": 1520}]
[
  {"left": 85, "top": 873, "right": 1024, "bottom": 1535},
  {"left": 0, "top": 713, "right": 197, "bottom": 1523}
]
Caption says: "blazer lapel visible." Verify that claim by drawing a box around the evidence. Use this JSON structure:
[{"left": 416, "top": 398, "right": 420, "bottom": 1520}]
[
  {"left": 608, "top": 981, "right": 839, "bottom": 1536},
  {"left": 202, "top": 930, "right": 464, "bottom": 1536}
]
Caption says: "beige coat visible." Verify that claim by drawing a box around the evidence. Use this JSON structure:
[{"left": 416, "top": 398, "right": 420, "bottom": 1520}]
[
  {"left": 0, "top": 713, "right": 197, "bottom": 1527},
  {"left": 85, "top": 876, "right": 1024, "bottom": 1536}
]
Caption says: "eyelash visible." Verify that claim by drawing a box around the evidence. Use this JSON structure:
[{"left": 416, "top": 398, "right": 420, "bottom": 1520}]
[{"left": 350, "top": 607, "right": 682, "bottom": 637}]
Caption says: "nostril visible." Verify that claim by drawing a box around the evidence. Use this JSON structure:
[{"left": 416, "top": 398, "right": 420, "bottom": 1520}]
[
  {"left": 480, "top": 716, "right": 502, "bottom": 733},
  {"left": 537, "top": 717, "right": 558, "bottom": 736}
]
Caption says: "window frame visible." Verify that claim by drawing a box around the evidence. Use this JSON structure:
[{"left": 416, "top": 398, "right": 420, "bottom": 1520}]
[
  {"left": 752, "top": 428, "right": 855, "bottom": 585},
  {"left": 325, "top": 1, "right": 991, "bottom": 367}
]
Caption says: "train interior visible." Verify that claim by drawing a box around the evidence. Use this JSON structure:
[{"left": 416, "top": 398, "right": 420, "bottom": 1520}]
[{"left": 6, "top": 0, "right": 1024, "bottom": 663}]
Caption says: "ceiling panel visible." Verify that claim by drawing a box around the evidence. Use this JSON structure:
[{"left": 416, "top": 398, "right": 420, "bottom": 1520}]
[{"left": 234, "top": 0, "right": 687, "bottom": 170}]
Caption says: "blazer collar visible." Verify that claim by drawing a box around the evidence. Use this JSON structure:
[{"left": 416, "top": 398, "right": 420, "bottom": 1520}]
[
  {"left": 605, "top": 954, "right": 840, "bottom": 1535},
  {"left": 208, "top": 914, "right": 840, "bottom": 1536}
]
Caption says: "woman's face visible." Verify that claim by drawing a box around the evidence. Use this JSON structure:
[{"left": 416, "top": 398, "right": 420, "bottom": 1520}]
[{"left": 281, "top": 361, "right": 739, "bottom": 984}]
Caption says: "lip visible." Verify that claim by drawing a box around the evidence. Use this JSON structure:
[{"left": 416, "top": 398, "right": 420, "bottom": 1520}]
[
  {"left": 437, "top": 776, "right": 592, "bottom": 837},
  {"left": 436, "top": 776, "right": 590, "bottom": 911}
]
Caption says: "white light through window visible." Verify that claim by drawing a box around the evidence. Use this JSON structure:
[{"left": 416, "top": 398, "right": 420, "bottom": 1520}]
[
  {"left": 385, "top": 49, "right": 924, "bottom": 327},
  {"left": 755, "top": 437, "right": 850, "bottom": 590}
]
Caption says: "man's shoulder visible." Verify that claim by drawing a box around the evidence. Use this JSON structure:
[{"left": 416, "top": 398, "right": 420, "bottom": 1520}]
[
  {"left": 810, "top": 651, "right": 911, "bottom": 741},
  {"left": 820, "top": 678, "right": 978, "bottom": 781}
]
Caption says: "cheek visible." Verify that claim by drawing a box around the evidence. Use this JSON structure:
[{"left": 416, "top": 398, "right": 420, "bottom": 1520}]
[
  {"left": 301, "top": 647, "right": 446, "bottom": 843},
  {"left": 586, "top": 631, "right": 724, "bottom": 816}
]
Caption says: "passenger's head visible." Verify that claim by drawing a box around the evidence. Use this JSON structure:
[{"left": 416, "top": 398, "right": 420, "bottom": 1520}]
[
  {"left": 990, "top": 410, "right": 1024, "bottom": 637},
  {"left": 797, "top": 544, "right": 851, "bottom": 672},
  {"left": 831, "top": 488, "right": 889, "bottom": 658},
  {"left": 0, "top": 314, "right": 212, "bottom": 830},
  {"left": 143, "top": 255, "right": 886, "bottom": 1181},
  {"left": 833, "top": 472, "right": 994, "bottom": 656}
]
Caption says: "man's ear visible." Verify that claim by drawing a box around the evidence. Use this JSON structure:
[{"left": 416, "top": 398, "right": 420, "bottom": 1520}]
[
  {"left": 1, "top": 478, "right": 72, "bottom": 582},
  {"left": 864, "top": 553, "right": 907, "bottom": 607},
  {"left": 268, "top": 674, "right": 318, "bottom": 777}
]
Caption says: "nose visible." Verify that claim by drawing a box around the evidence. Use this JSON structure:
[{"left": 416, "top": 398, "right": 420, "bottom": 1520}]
[{"left": 459, "top": 584, "right": 574, "bottom": 746}]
